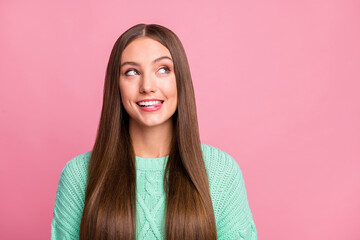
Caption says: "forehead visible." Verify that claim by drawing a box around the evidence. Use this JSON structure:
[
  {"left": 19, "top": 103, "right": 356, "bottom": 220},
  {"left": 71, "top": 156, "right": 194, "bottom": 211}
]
[{"left": 121, "top": 37, "right": 171, "bottom": 63}]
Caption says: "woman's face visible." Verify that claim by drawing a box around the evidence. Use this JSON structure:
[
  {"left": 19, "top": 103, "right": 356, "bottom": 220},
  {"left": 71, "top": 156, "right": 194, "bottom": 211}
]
[{"left": 119, "top": 37, "right": 177, "bottom": 129}]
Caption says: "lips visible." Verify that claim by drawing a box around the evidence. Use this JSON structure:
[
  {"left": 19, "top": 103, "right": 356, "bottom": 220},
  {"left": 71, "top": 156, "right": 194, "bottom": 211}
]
[
  {"left": 136, "top": 99, "right": 164, "bottom": 106},
  {"left": 136, "top": 98, "right": 164, "bottom": 112}
]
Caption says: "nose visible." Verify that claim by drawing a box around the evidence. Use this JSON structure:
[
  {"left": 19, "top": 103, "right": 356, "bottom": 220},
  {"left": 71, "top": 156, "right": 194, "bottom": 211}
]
[{"left": 139, "top": 71, "right": 156, "bottom": 93}]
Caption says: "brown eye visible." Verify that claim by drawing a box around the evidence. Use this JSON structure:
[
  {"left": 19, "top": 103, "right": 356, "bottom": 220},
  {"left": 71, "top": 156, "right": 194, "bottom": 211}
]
[
  {"left": 158, "top": 67, "right": 170, "bottom": 74},
  {"left": 125, "top": 69, "right": 139, "bottom": 76}
]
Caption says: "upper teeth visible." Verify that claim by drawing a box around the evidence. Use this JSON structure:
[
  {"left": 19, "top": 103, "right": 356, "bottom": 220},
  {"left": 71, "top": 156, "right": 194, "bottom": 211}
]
[{"left": 138, "top": 100, "right": 162, "bottom": 106}]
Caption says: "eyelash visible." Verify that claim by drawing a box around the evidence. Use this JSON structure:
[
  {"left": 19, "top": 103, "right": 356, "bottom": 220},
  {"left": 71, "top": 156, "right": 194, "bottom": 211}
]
[
  {"left": 124, "top": 69, "right": 139, "bottom": 76},
  {"left": 158, "top": 66, "right": 170, "bottom": 74},
  {"left": 124, "top": 66, "right": 171, "bottom": 76}
]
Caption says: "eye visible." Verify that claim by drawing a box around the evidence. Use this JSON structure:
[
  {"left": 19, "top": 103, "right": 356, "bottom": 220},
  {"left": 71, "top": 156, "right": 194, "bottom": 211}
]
[
  {"left": 124, "top": 69, "right": 139, "bottom": 76},
  {"left": 158, "top": 66, "right": 170, "bottom": 74}
]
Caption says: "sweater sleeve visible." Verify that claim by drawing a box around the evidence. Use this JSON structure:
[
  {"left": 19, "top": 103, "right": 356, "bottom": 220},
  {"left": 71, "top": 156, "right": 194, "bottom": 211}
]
[
  {"left": 216, "top": 155, "right": 257, "bottom": 240},
  {"left": 51, "top": 153, "right": 89, "bottom": 240}
]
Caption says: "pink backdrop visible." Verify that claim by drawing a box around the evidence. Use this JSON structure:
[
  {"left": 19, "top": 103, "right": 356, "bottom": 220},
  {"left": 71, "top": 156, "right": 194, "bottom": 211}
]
[{"left": 1, "top": 0, "right": 359, "bottom": 239}]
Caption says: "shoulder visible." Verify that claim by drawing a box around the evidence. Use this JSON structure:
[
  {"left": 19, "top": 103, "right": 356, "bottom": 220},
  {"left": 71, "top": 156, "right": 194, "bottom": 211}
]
[
  {"left": 59, "top": 151, "right": 91, "bottom": 183},
  {"left": 55, "top": 150, "right": 92, "bottom": 201},
  {"left": 200, "top": 143, "right": 241, "bottom": 177},
  {"left": 54, "top": 151, "right": 92, "bottom": 212},
  {"left": 200, "top": 144, "right": 257, "bottom": 239},
  {"left": 52, "top": 151, "right": 92, "bottom": 238},
  {"left": 200, "top": 143, "right": 245, "bottom": 206},
  {"left": 63, "top": 151, "right": 91, "bottom": 172},
  {"left": 200, "top": 143, "right": 245, "bottom": 196}
]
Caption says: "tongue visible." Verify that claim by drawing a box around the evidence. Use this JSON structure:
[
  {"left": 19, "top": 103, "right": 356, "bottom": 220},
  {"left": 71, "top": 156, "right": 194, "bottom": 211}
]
[{"left": 141, "top": 102, "right": 162, "bottom": 107}]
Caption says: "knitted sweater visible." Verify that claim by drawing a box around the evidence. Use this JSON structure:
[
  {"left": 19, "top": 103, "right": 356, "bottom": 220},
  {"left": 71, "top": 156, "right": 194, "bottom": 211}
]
[{"left": 51, "top": 144, "right": 257, "bottom": 239}]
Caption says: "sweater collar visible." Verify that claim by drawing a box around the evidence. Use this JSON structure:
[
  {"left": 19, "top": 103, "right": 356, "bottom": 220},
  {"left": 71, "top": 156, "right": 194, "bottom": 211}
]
[{"left": 135, "top": 155, "right": 169, "bottom": 170}]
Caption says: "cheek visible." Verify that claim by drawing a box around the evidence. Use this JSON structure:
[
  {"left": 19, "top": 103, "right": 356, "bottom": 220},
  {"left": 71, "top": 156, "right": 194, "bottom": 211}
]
[
  {"left": 119, "top": 81, "right": 135, "bottom": 102},
  {"left": 164, "top": 78, "right": 177, "bottom": 99},
  {"left": 164, "top": 81, "right": 178, "bottom": 112},
  {"left": 171, "top": 83, "right": 178, "bottom": 105}
]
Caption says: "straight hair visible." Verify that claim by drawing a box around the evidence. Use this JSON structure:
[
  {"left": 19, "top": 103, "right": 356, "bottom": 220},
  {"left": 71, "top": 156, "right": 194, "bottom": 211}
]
[{"left": 79, "top": 23, "right": 217, "bottom": 240}]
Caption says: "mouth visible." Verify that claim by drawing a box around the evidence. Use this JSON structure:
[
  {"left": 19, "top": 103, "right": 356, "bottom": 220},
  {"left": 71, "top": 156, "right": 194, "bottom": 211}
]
[{"left": 136, "top": 100, "right": 164, "bottom": 107}]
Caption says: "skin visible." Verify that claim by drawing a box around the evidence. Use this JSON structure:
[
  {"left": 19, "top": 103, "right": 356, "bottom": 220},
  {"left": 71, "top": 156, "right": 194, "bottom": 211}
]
[{"left": 119, "top": 37, "right": 177, "bottom": 158}]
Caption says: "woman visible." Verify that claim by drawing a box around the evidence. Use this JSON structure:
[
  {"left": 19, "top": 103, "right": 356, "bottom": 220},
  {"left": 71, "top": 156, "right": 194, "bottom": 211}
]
[{"left": 51, "top": 23, "right": 257, "bottom": 240}]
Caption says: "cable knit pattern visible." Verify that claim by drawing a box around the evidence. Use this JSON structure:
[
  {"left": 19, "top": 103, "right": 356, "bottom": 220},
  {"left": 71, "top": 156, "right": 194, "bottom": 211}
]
[{"left": 51, "top": 144, "right": 257, "bottom": 239}]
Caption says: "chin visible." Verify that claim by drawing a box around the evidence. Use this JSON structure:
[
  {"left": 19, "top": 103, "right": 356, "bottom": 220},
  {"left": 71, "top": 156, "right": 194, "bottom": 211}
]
[
  {"left": 132, "top": 116, "right": 173, "bottom": 129},
  {"left": 141, "top": 120, "right": 168, "bottom": 128}
]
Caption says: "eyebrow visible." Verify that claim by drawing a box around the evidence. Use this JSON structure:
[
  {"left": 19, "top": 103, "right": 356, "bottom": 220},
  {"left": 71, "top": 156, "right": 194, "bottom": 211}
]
[{"left": 120, "top": 56, "right": 173, "bottom": 68}]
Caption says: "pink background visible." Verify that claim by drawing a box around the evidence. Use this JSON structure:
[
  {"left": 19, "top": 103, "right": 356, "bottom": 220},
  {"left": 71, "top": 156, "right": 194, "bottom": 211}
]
[{"left": 1, "top": 0, "right": 359, "bottom": 239}]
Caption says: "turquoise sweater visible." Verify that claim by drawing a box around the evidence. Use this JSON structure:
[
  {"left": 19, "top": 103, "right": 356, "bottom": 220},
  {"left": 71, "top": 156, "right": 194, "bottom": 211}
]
[{"left": 51, "top": 144, "right": 257, "bottom": 239}]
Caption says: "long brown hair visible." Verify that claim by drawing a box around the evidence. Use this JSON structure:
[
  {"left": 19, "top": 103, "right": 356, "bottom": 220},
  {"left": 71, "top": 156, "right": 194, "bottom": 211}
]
[{"left": 79, "top": 24, "right": 217, "bottom": 240}]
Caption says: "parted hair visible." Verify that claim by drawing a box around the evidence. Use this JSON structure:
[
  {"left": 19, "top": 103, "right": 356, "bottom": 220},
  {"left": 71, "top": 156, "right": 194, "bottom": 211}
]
[{"left": 79, "top": 23, "right": 217, "bottom": 240}]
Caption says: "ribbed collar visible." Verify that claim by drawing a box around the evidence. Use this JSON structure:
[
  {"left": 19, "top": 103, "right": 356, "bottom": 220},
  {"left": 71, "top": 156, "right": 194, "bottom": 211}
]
[{"left": 135, "top": 155, "right": 169, "bottom": 170}]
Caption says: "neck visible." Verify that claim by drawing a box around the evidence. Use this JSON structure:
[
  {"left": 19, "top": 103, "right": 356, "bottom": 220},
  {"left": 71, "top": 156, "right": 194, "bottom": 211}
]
[{"left": 129, "top": 118, "right": 173, "bottom": 158}]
